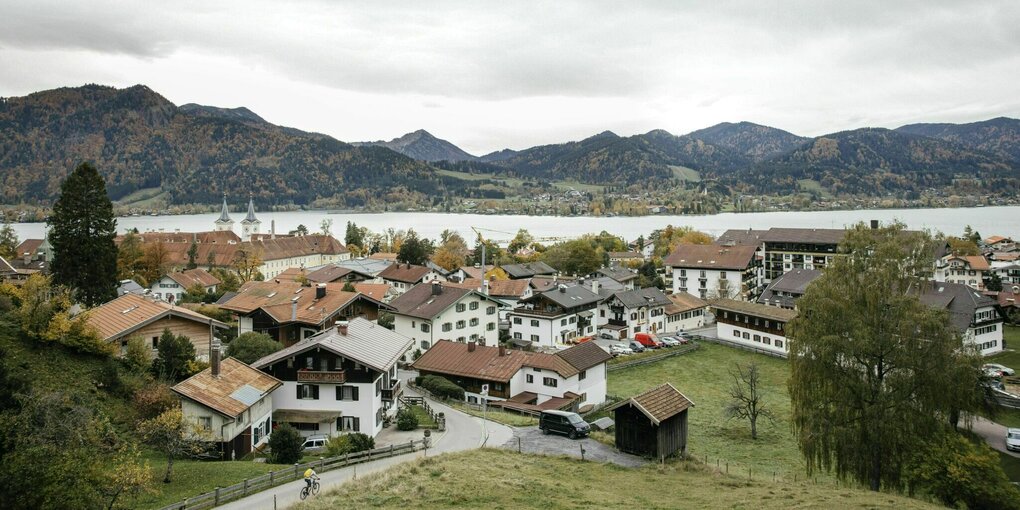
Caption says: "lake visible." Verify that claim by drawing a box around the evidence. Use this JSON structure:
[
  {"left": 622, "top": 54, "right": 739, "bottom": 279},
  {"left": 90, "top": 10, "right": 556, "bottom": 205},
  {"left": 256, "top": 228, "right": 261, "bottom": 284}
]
[{"left": 11, "top": 206, "right": 1020, "bottom": 244}]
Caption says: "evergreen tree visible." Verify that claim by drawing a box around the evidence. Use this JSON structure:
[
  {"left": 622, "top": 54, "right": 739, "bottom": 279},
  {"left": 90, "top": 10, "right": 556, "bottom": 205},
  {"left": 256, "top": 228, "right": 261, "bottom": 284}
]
[
  {"left": 186, "top": 241, "right": 198, "bottom": 270},
  {"left": 345, "top": 221, "right": 365, "bottom": 248},
  {"left": 151, "top": 329, "right": 196, "bottom": 382},
  {"left": 397, "top": 229, "right": 434, "bottom": 266},
  {"left": 48, "top": 162, "right": 118, "bottom": 307},
  {"left": 0, "top": 221, "right": 18, "bottom": 259}
]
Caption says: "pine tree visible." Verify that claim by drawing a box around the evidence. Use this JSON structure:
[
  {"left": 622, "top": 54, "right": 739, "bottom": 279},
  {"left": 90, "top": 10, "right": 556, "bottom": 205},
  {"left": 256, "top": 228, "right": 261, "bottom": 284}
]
[
  {"left": 186, "top": 241, "right": 198, "bottom": 270},
  {"left": 48, "top": 162, "right": 118, "bottom": 307},
  {"left": 0, "top": 221, "right": 18, "bottom": 259}
]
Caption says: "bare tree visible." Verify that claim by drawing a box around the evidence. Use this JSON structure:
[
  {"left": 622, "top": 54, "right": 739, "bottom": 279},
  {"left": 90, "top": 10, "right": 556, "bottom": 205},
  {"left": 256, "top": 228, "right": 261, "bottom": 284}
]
[{"left": 724, "top": 362, "right": 774, "bottom": 440}]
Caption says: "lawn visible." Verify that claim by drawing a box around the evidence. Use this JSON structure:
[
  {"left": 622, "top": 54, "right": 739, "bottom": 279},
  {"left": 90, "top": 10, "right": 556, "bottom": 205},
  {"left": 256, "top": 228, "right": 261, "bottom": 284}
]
[
  {"left": 607, "top": 342, "right": 812, "bottom": 480},
  {"left": 669, "top": 165, "right": 702, "bottom": 182},
  {"left": 408, "top": 404, "right": 439, "bottom": 429},
  {"left": 978, "top": 325, "right": 1020, "bottom": 428},
  {"left": 136, "top": 450, "right": 289, "bottom": 509},
  {"left": 450, "top": 402, "right": 538, "bottom": 427},
  {"left": 294, "top": 449, "right": 939, "bottom": 510}
]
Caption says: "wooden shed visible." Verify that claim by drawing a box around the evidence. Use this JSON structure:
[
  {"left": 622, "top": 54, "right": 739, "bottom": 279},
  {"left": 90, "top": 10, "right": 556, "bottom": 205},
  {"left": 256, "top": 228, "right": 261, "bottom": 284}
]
[{"left": 606, "top": 383, "right": 694, "bottom": 460}]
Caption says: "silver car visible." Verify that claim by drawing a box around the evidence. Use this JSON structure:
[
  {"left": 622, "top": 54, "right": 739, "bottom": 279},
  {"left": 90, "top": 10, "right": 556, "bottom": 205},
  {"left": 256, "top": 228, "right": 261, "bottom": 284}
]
[
  {"left": 1007, "top": 428, "right": 1020, "bottom": 452},
  {"left": 983, "top": 363, "right": 1015, "bottom": 377},
  {"left": 609, "top": 343, "right": 633, "bottom": 356}
]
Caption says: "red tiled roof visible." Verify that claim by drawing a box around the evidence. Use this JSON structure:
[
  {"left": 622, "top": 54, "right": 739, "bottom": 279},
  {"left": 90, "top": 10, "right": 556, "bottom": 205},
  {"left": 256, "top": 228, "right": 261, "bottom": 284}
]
[
  {"left": 412, "top": 340, "right": 579, "bottom": 382},
  {"left": 663, "top": 244, "right": 757, "bottom": 270},
  {"left": 486, "top": 279, "right": 530, "bottom": 298},
  {"left": 379, "top": 263, "right": 432, "bottom": 283},
  {"left": 219, "top": 280, "right": 378, "bottom": 326},
  {"left": 166, "top": 268, "right": 221, "bottom": 289}
]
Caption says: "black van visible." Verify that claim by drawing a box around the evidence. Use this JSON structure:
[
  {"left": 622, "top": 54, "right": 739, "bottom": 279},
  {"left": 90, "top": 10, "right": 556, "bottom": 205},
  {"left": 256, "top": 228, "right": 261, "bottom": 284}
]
[{"left": 539, "top": 410, "right": 590, "bottom": 439}]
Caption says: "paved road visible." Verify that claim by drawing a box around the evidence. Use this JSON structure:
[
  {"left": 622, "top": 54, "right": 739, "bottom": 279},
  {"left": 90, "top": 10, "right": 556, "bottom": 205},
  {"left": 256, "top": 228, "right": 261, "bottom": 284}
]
[
  {"left": 968, "top": 415, "right": 1020, "bottom": 458},
  {"left": 504, "top": 426, "right": 646, "bottom": 468},
  {"left": 217, "top": 387, "right": 513, "bottom": 510}
]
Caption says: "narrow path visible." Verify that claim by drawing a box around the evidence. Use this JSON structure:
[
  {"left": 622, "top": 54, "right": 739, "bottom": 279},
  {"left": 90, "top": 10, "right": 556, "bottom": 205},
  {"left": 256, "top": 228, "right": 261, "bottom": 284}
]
[
  {"left": 968, "top": 415, "right": 1020, "bottom": 458},
  {"left": 216, "top": 387, "right": 512, "bottom": 510}
]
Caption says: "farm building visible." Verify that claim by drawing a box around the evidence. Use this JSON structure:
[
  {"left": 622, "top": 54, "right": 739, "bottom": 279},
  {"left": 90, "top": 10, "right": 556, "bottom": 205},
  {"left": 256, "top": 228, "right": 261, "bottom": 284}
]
[{"left": 606, "top": 383, "right": 694, "bottom": 460}]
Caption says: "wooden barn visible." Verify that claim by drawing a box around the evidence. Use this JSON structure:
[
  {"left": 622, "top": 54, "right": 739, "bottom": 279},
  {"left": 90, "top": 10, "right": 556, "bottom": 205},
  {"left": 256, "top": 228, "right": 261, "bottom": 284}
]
[{"left": 607, "top": 383, "right": 694, "bottom": 460}]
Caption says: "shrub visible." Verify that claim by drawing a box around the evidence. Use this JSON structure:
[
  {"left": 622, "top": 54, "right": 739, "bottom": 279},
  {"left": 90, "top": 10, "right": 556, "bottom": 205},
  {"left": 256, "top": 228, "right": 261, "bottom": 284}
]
[
  {"left": 420, "top": 375, "right": 465, "bottom": 400},
  {"left": 133, "top": 383, "right": 177, "bottom": 421},
  {"left": 226, "top": 332, "right": 283, "bottom": 365},
  {"left": 325, "top": 433, "right": 375, "bottom": 457},
  {"left": 124, "top": 336, "right": 152, "bottom": 372},
  {"left": 151, "top": 329, "right": 196, "bottom": 382},
  {"left": 396, "top": 407, "right": 419, "bottom": 431},
  {"left": 268, "top": 424, "right": 304, "bottom": 464}
]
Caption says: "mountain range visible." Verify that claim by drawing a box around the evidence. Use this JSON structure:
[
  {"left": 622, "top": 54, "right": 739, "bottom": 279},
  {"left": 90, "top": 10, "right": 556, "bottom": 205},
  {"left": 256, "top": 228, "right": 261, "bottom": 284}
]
[{"left": 1, "top": 84, "right": 1018, "bottom": 207}]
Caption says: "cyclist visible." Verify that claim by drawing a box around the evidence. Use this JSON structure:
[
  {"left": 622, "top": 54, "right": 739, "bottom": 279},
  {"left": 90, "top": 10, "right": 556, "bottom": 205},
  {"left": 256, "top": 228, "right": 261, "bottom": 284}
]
[{"left": 303, "top": 468, "right": 319, "bottom": 491}]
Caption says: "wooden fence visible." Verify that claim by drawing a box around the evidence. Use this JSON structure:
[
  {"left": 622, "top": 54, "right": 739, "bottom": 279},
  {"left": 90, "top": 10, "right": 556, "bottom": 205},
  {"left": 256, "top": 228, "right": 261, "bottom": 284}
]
[
  {"left": 694, "top": 335, "right": 788, "bottom": 359},
  {"left": 156, "top": 439, "right": 425, "bottom": 510},
  {"left": 607, "top": 342, "right": 701, "bottom": 372}
]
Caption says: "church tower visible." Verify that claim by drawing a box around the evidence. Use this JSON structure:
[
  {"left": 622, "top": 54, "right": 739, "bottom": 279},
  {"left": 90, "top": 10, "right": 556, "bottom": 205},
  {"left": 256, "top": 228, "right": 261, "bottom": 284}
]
[
  {"left": 214, "top": 194, "right": 234, "bottom": 232},
  {"left": 240, "top": 195, "right": 261, "bottom": 241}
]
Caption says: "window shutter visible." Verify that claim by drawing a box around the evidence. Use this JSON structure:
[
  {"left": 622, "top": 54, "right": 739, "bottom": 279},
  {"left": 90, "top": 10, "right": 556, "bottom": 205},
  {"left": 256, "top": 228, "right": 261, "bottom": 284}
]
[
  {"left": 312, "top": 385, "right": 320, "bottom": 399},
  {"left": 353, "top": 417, "right": 360, "bottom": 432},
  {"left": 296, "top": 384, "right": 303, "bottom": 399},
  {"left": 336, "top": 386, "right": 342, "bottom": 400},
  {"left": 352, "top": 387, "right": 359, "bottom": 401}
]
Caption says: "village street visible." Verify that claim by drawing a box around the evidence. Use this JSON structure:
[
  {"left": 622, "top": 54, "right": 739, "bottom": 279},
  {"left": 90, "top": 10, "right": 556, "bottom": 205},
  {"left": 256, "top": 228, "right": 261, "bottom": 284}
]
[{"left": 969, "top": 415, "right": 1020, "bottom": 459}]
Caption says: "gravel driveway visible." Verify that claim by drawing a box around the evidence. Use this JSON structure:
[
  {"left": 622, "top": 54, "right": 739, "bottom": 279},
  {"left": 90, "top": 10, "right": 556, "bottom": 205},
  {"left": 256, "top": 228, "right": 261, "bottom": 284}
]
[{"left": 503, "top": 426, "right": 647, "bottom": 468}]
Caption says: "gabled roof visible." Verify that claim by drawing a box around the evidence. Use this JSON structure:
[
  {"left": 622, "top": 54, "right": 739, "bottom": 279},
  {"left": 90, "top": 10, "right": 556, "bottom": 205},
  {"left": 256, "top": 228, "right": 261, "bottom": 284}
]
[
  {"left": 608, "top": 251, "right": 642, "bottom": 259},
  {"left": 757, "top": 269, "right": 822, "bottom": 308},
  {"left": 608, "top": 287, "right": 670, "bottom": 309},
  {"left": 333, "top": 257, "right": 394, "bottom": 276},
  {"left": 459, "top": 265, "right": 494, "bottom": 280},
  {"left": 172, "top": 358, "right": 281, "bottom": 418},
  {"left": 353, "top": 282, "right": 390, "bottom": 301},
  {"left": 378, "top": 263, "right": 432, "bottom": 283},
  {"left": 0, "top": 256, "right": 16, "bottom": 274},
  {"left": 710, "top": 298, "right": 798, "bottom": 322},
  {"left": 945, "top": 254, "right": 991, "bottom": 271},
  {"left": 14, "top": 239, "right": 43, "bottom": 258},
  {"left": 985, "top": 236, "right": 1012, "bottom": 245},
  {"left": 606, "top": 383, "right": 694, "bottom": 425},
  {"left": 304, "top": 264, "right": 372, "bottom": 283},
  {"left": 219, "top": 280, "right": 387, "bottom": 326},
  {"left": 253, "top": 234, "right": 348, "bottom": 260},
  {"left": 715, "top": 229, "right": 768, "bottom": 247},
  {"left": 556, "top": 341, "right": 613, "bottom": 371},
  {"left": 389, "top": 282, "right": 500, "bottom": 320},
  {"left": 486, "top": 278, "right": 531, "bottom": 298},
  {"left": 523, "top": 283, "right": 602, "bottom": 310},
  {"left": 370, "top": 252, "right": 398, "bottom": 261},
  {"left": 252, "top": 318, "right": 411, "bottom": 373},
  {"left": 86, "top": 294, "right": 228, "bottom": 341},
  {"left": 597, "top": 267, "right": 639, "bottom": 283},
  {"left": 166, "top": 268, "right": 221, "bottom": 289},
  {"left": 665, "top": 292, "right": 709, "bottom": 315},
  {"left": 501, "top": 261, "right": 557, "bottom": 279},
  {"left": 918, "top": 281, "right": 1000, "bottom": 331},
  {"left": 412, "top": 340, "right": 584, "bottom": 382},
  {"left": 663, "top": 244, "right": 758, "bottom": 270}
]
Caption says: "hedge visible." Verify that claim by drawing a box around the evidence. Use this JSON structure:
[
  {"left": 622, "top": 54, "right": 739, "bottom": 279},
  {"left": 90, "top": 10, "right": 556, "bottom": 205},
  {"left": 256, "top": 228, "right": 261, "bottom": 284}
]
[{"left": 419, "top": 374, "right": 466, "bottom": 400}]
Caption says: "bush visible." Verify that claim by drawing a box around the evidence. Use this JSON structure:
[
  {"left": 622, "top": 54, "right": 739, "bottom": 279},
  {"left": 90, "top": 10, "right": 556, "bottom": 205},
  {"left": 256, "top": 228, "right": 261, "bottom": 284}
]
[
  {"left": 420, "top": 375, "right": 465, "bottom": 401},
  {"left": 133, "top": 383, "right": 177, "bottom": 421},
  {"left": 226, "top": 332, "right": 283, "bottom": 365},
  {"left": 325, "top": 433, "right": 375, "bottom": 457},
  {"left": 124, "top": 336, "right": 152, "bottom": 372},
  {"left": 268, "top": 424, "right": 304, "bottom": 464},
  {"left": 396, "top": 407, "right": 418, "bottom": 431},
  {"left": 906, "top": 432, "right": 1020, "bottom": 509},
  {"left": 151, "top": 329, "right": 196, "bottom": 382}
]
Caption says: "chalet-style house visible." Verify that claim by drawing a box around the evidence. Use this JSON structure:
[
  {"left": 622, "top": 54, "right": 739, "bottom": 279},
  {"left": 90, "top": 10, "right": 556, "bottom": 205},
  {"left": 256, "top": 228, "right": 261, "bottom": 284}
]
[
  {"left": 172, "top": 349, "right": 282, "bottom": 460},
  {"left": 608, "top": 251, "right": 643, "bottom": 266},
  {"left": 756, "top": 269, "right": 821, "bottom": 309},
  {"left": 390, "top": 281, "right": 506, "bottom": 352},
  {"left": 276, "top": 264, "right": 374, "bottom": 285},
  {"left": 662, "top": 293, "right": 709, "bottom": 333},
  {"left": 508, "top": 283, "right": 602, "bottom": 347},
  {"left": 453, "top": 264, "right": 506, "bottom": 282},
  {"left": 984, "top": 236, "right": 1015, "bottom": 252},
  {"left": 413, "top": 340, "right": 612, "bottom": 411},
  {"left": 607, "top": 383, "right": 693, "bottom": 460},
  {"left": 149, "top": 268, "right": 220, "bottom": 303},
  {"left": 252, "top": 318, "right": 410, "bottom": 438},
  {"left": 219, "top": 280, "right": 389, "bottom": 345},
  {"left": 711, "top": 298, "right": 797, "bottom": 356},
  {"left": 935, "top": 254, "right": 990, "bottom": 290},
  {"left": 918, "top": 281, "right": 1005, "bottom": 355},
  {"left": 483, "top": 278, "right": 533, "bottom": 310},
  {"left": 501, "top": 261, "right": 557, "bottom": 280},
  {"left": 0, "top": 256, "right": 37, "bottom": 284},
  {"left": 664, "top": 244, "right": 760, "bottom": 300},
  {"left": 378, "top": 263, "right": 443, "bottom": 295},
  {"left": 597, "top": 266, "right": 638, "bottom": 290},
  {"left": 6, "top": 238, "right": 51, "bottom": 277},
  {"left": 597, "top": 287, "right": 671, "bottom": 339},
  {"left": 86, "top": 294, "right": 229, "bottom": 359},
  {"left": 991, "top": 263, "right": 1020, "bottom": 286}
]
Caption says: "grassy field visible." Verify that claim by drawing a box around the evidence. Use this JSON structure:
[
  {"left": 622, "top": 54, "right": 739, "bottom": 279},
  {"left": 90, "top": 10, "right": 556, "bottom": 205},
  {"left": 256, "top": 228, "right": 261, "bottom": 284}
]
[
  {"left": 796, "top": 179, "right": 832, "bottom": 198},
  {"left": 669, "top": 165, "right": 701, "bottom": 182},
  {"left": 436, "top": 168, "right": 606, "bottom": 194},
  {"left": 607, "top": 342, "right": 809, "bottom": 480},
  {"left": 294, "top": 449, "right": 938, "bottom": 510},
  {"left": 409, "top": 404, "right": 439, "bottom": 429},
  {"left": 136, "top": 451, "right": 289, "bottom": 509},
  {"left": 450, "top": 402, "right": 538, "bottom": 427},
  {"left": 981, "top": 325, "right": 1020, "bottom": 427},
  {"left": 114, "top": 186, "right": 168, "bottom": 208}
]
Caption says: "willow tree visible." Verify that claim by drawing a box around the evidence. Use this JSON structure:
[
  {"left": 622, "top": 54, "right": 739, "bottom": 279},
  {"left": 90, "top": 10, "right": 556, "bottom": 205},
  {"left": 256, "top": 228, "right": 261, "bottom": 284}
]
[{"left": 787, "top": 222, "right": 979, "bottom": 492}]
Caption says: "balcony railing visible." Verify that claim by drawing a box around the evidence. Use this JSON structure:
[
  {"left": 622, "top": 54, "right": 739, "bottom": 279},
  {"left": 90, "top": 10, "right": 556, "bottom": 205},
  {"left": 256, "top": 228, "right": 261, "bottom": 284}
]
[
  {"left": 607, "top": 319, "right": 627, "bottom": 327},
  {"left": 381, "top": 379, "right": 402, "bottom": 401},
  {"left": 296, "top": 370, "right": 346, "bottom": 383}
]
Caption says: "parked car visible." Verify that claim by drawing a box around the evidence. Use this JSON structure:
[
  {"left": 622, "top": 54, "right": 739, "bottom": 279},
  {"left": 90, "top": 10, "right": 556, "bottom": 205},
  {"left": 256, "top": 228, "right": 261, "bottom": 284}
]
[
  {"left": 674, "top": 332, "right": 691, "bottom": 344},
  {"left": 984, "top": 366, "right": 1005, "bottom": 378},
  {"left": 539, "top": 410, "right": 591, "bottom": 439},
  {"left": 609, "top": 343, "right": 633, "bottom": 356},
  {"left": 598, "top": 332, "right": 617, "bottom": 341},
  {"left": 1007, "top": 428, "right": 1020, "bottom": 452},
  {"left": 983, "top": 363, "right": 1015, "bottom": 377},
  {"left": 659, "top": 336, "right": 681, "bottom": 347},
  {"left": 575, "top": 336, "right": 593, "bottom": 344},
  {"left": 301, "top": 435, "right": 329, "bottom": 451},
  {"left": 634, "top": 333, "right": 659, "bottom": 349},
  {"left": 628, "top": 341, "right": 646, "bottom": 353}
]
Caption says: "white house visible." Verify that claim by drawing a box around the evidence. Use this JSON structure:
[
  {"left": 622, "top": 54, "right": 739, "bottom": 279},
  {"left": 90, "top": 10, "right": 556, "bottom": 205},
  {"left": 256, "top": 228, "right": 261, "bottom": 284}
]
[
  {"left": 149, "top": 268, "right": 220, "bottom": 303},
  {"left": 172, "top": 350, "right": 282, "bottom": 460},
  {"left": 413, "top": 340, "right": 613, "bottom": 411},
  {"left": 935, "top": 254, "right": 990, "bottom": 290},
  {"left": 662, "top": 293, "right": 709, "bottom": 333},
  {"left": 389, "top": 281, "right": 506, "bottom": 354},
  {"left": 664, "top": 244, "right": 760, "bottom": 300},
  {"left": 711, "top": 298, "right": 797, "bottom": 356},
  {"left": 508, "top": 283, "right": 603, "bottom": 348},
  {"left": 597, "top": 287, "right": 670, "bottom": 339},
  {"left": 252, "top": 318, "right": 411, "bottom": 439},
  {"left": 919, "top": 281, "right": 1005, "bottom": 356},
  {"left": 378, "top": 263, "right": 443, "bottom": 295}
]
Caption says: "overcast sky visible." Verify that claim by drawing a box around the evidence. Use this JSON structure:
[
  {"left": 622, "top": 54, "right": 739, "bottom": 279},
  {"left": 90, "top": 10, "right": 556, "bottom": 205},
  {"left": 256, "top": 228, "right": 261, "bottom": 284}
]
[{"left": 1, "top": 1, "right": 1018, "bottom": 155}]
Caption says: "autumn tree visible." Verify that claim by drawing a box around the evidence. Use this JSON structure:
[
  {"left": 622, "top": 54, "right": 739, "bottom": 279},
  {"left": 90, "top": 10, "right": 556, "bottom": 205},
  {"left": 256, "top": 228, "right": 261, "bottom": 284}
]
[
  {"left": 507, "top": 228, "right": 534, "bottom": 255},
  {"left": 788, "top": 222, "right": 980, "bottom": 492},
  {"left": 232, "top": 245, "right": 263, "bottom": 282},
  {"left": 116, "top": 231, "right": 145, "bottom": 284},
  {"left": 48, "top": 162, "right": 118, "bottom": 306},
  {"left": 541, "top": 239, "right": 601, "bottom": 275},
  {"left": 723, "top": 362, "right": 774, "bottom": 440},
  {"left": 905, "top": 432, "right": 1020, "bottom": 509},
  {"left": 140, "top": 241, "right": 171, "bottom": 285},
  {"left": 226, "top": 332, "right": 282, "bottom": 365},
  {"left": 0, "top": 221, "right": 18, "bottom": 259},
  {"left": 946, "top": 236, "right": 980, "bottom": 256},
  {"left": 432, "top": 229, "right": 468, "bottom": 271},
  {"left": 652, "top": 225, "right": 713, "bottom": 258},
  {"left": 138, "top": 407, "right": 210, "bottom": 483},
  {"left": 397, "top": 229, "right": 434, "bottom": 266}
]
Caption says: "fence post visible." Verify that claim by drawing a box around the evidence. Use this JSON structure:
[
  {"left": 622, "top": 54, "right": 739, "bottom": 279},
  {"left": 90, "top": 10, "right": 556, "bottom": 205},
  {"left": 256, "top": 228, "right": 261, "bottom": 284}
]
[
  {"left": 243, "top": 479, "right": 249, "bottom": 496},
  {"left": 390, "top": 444, "right": 394, "bottom": 457},
  {"left": 270, "top": 471, "right": 274, "bottom": 485},
  {"left": 214, "top": 487, "right": 220, "bottom": 505}
]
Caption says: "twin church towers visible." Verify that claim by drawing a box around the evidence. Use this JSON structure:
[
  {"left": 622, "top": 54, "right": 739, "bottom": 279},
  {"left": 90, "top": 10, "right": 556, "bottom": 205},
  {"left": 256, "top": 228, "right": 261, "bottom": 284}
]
[{"left": 214, "top": 194, "right": 261, "bottom": 240}]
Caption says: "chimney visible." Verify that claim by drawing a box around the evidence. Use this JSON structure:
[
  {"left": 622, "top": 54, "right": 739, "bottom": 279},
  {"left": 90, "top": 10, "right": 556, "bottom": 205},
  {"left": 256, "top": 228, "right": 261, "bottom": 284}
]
[
  {"left": 291, "top": 296, "right": 299, "bottom": 321},
  {"left": 316, "top": 283, "right": 326, "bottom": 299},
  {"left": 210, "top": 337, "right": 221, "bottom": 378},
  {"left": 336, "top": 320, "right": 349, "bottom": 335},
  {"left": 498, "top": 345, "right": 506, "bottom": 357},
  {"left": 468, "top": 341, "right": 476, "bottom": 352},
  {"left": 592, "top": 279, "right": 600, "bottom": 294},
  {"left": 432, "top": 281, "right": 442, "bottom": 295},
  {"left": 558, "top": 284, "right": 567, "bottom": 293},
  {"left": 271, "top": 220, "right": 276, "bottom": 240},
  {"left": 870, "top": 219, "right": 879, "bottom": 229}
]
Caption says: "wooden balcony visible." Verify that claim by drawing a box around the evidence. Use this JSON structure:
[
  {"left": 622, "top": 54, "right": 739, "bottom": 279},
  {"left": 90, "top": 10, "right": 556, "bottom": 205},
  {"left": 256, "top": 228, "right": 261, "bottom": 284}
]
[
  {"left": 381, "top": 379, "right": 402, "bottom": 401},
  {"left": 296, "top": 370, "right": 346, "bottom": 383}
]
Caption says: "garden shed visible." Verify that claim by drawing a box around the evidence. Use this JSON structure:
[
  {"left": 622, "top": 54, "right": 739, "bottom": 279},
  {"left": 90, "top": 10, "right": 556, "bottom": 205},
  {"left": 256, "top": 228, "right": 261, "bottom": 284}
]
[{"left": 606, "top": 383, "right": 693, "bottom": 460}]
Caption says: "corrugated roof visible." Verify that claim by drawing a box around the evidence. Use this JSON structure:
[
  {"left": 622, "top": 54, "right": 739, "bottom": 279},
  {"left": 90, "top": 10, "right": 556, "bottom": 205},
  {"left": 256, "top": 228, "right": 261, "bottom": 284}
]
[
  {"left": 252, "top": 318, "right": 411, "bottom": 372},
  {"left": 606, "top": 383, "right": 694, "bottom": 425},
  {"left": 86, "top": 294, "right": 228, "bottom": 341},
  {"left": 663, "top": 244, "right": 758, "bottom": 270},
  {"left": 172, "top": 358, "right": 281, "bottom": 418},
  {"left": 379, "top": 263, "right": 432, "bottom": 283}
]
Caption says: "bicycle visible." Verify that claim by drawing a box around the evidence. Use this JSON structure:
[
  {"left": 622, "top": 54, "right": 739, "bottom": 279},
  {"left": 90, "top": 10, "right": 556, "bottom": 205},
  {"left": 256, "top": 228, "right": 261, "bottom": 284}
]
[{"left": 299, "top": 479, "right": 320, "bottom": 500}]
